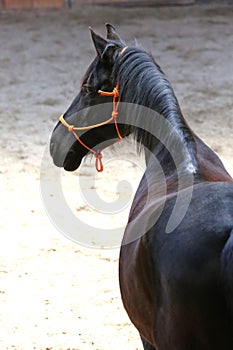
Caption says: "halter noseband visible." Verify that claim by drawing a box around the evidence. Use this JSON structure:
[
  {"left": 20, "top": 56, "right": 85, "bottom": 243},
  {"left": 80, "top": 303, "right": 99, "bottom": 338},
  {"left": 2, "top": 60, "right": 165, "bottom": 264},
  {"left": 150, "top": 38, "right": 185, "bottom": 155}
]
[{"left": 59, "top": 47, "right": 127, "bottom": 172}]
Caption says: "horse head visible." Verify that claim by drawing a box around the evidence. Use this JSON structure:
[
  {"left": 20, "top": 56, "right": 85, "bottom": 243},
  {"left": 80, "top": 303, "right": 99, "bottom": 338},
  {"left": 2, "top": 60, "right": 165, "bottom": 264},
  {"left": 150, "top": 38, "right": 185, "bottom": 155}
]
[{"left": 50, "top": 24, "right": 127, "bottom": 172}]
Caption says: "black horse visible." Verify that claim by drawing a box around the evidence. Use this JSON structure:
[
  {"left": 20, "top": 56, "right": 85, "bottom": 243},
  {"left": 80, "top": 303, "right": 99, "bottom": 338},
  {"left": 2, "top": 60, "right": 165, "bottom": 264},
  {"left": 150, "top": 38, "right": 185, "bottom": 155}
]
[{"left": 50, "top": 24, "right": 233, "bottom": 350}]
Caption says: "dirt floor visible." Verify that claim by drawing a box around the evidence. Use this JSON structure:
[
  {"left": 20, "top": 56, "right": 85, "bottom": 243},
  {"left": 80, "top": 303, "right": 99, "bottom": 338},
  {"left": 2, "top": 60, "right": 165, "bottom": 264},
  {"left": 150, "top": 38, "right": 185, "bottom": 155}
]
[{"left": 1, "top": 3, "right": 233, "bottom": 350}]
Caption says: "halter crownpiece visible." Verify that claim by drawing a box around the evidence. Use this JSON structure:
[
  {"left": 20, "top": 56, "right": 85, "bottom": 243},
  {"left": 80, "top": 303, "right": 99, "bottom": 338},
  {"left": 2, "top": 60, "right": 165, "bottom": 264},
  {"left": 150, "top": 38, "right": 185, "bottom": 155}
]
[{"left": 59, "top": 47, "right": 128, "bottom": 172}]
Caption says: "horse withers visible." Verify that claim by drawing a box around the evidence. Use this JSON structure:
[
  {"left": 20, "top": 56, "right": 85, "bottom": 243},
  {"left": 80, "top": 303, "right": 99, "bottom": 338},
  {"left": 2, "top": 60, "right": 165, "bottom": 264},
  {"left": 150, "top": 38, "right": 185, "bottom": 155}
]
[{"left": 50, "top": 24, "right": 233, "bottom": 350}]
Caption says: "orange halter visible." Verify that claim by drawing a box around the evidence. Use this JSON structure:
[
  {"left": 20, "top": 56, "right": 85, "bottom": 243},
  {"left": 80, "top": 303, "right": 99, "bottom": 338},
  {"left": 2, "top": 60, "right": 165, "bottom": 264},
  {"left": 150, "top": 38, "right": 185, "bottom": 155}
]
[
  {"left": 59, "top": 84, "right": 121, "bottom": 172},
  {"left": 59, "top": 47, "right": 127, "bottom": 172}
]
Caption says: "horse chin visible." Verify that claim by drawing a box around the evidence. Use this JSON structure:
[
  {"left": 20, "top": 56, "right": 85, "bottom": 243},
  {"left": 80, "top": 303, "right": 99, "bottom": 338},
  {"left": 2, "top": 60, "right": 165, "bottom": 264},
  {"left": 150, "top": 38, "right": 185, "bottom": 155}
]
[{"left": 63, "top": 148, "right": 84, "bottom": 171}]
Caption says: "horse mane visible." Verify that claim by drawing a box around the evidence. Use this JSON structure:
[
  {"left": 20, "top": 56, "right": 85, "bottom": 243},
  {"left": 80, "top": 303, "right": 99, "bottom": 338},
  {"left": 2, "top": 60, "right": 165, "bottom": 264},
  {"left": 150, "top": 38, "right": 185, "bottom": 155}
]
[
  {"left": 116, "top": 47, "right": 180, "bottom": 114},
  {"left": 114, "top": 47, "right": 195, "bottom": 158}
]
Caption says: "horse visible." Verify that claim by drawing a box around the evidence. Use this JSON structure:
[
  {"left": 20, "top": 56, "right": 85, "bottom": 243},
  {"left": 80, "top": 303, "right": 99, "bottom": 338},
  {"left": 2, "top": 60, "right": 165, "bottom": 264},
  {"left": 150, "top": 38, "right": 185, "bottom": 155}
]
[{"left": 50, "top": 24, "right": 233, "bottom": 350}]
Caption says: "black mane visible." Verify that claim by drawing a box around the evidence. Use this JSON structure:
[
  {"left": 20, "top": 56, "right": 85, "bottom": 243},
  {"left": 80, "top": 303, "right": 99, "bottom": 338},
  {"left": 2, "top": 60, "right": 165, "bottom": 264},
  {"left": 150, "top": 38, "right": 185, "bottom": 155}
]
[
  {"left": 113, "top": 47, "right": 195, "bottom": 158},
  {"left": 116, "top": 47, "right": 181, "bottom": 116}
]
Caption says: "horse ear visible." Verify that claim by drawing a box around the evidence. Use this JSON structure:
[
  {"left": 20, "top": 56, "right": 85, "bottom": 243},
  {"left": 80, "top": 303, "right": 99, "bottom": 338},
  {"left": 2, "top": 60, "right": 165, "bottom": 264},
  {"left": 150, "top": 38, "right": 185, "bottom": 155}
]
[
  {"left": 105, "top": 23, "right": 121, "bottom": 41},
  {"left": 89, "top": 27, "right": 117, "bottom": 65},
  {"left": 89, "top": 27, "right": 108, "bottom": 58}
]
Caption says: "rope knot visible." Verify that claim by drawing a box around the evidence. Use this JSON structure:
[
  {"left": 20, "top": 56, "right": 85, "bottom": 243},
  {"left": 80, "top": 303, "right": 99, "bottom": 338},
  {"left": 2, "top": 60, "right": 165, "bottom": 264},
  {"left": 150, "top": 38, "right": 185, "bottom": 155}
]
[
  {"left": 112, "top": 110, "right": 118, "bottom": 119},
  {"left": 94, "top": 152, "right": 103, "bottom": 172},
  {"left": 68, "top": 125, "right": 74, "bottom": 133},
  {"left": 98, "top": 85, "right": 119, "bottom": 99},
  {"left": 113, "top": 87, "right": 119, "bottom": 99}
]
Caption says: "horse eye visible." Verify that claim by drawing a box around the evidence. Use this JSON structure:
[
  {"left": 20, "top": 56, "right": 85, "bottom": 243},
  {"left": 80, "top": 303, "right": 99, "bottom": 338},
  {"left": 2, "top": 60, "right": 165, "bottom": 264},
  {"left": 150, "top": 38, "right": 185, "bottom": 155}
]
[{"left": 82, "top": 84, "right": 95, "bottom": 95}]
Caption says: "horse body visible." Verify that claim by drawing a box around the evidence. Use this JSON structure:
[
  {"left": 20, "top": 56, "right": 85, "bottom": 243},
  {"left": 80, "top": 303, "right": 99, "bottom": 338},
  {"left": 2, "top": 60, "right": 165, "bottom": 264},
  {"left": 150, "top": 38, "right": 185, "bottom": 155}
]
[
  {"left": 119, "top": 125, "right": 233, "bottom": 349},
  {"left": 50, "top": 24, "right": 233, "bottom": 350},
  {"left": 120, "top": 183, "right": 233, "bottom": 349}
]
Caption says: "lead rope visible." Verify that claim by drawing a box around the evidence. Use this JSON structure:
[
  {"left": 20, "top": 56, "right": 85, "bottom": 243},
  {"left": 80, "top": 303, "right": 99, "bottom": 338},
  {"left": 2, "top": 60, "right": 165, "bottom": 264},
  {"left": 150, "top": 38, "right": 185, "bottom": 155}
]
[{"left": 59, "top": 47, "right": 127, "bottom": 172}]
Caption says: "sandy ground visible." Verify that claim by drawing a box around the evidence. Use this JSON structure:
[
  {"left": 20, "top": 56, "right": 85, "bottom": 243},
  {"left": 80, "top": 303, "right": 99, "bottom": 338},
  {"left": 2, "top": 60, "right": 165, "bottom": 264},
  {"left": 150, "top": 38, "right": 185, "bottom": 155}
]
[{"left": 1, "top": 3, "right": 233, "bottom": 350}]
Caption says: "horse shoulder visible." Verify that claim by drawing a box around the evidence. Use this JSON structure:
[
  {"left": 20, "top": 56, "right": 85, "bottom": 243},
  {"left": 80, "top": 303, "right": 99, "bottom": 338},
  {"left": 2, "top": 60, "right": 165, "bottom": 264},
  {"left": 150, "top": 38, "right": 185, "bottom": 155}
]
[{"left": 194, "top": 135, "right": 233, "bottom": 182}]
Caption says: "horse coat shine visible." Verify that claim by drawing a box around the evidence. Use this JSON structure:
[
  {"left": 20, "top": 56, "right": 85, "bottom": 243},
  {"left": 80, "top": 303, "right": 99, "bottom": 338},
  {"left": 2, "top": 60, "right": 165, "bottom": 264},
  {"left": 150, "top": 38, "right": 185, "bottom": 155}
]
[{"left": 50, "top": 24, "right": 233, "bottom": 350}]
